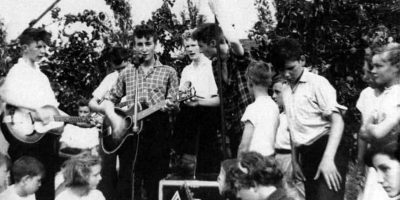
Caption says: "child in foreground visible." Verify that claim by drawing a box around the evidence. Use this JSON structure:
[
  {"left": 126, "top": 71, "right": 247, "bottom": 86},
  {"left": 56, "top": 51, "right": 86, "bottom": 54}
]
[
  {"left": 55, "top": 153, "right": 104, "bottom": 200},
  {"left": 0, "top": 153, "right": 11, "bottom": 193},
  {"left": 0, "top": 156, "right": 45, "bottom": 200}
]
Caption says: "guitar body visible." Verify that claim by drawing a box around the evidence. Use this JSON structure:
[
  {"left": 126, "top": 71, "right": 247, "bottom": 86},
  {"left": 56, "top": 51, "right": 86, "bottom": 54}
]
[
  {"left": 100, "top": 104, "right": 143, "bottom": 154},
  {"left": 1, "top": 105, "right": 64, "bottom": 144}
]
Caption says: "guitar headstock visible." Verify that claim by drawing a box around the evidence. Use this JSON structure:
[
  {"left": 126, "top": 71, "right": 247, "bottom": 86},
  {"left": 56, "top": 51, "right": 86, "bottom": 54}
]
[{"left": 177, "top": 87, "right": 196, "bottom": 102}]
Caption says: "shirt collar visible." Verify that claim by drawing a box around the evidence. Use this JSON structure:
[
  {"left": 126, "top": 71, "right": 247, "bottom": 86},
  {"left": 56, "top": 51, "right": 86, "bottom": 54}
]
[
  {"left": 19, "top": 58, "right": 40, "bottom": 71},
  {"left": 298, "top": 68, "right": 310, "bottom": 83}
]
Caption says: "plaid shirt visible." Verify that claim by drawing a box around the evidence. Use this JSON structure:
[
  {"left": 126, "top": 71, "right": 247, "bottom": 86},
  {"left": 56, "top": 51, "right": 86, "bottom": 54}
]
[
  {"left": 107, "top": 60, "right": 179, "bottom": 107},
  {"left": 212, "top": 52, "right": 253, "bottom": 134}
]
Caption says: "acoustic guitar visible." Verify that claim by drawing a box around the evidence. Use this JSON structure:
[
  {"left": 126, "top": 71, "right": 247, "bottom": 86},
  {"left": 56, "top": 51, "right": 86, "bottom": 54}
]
[
  {"left": 100, "top": 88, "right": 195, "bottom": 154},
  {"left": 1, "top": 104, "right": 95, "bottom": 144}
]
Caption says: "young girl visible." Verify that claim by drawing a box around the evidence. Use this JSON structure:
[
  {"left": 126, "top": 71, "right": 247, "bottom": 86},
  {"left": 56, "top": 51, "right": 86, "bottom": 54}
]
[
  {"left": 55, "top": 153, "right": 104, "bottom": 200},
  {"left": 365, "top": 143, "right": 400, "bottom": 199},
  {"left": 217, "top": 159, "right": 238, "bottom": 200}
]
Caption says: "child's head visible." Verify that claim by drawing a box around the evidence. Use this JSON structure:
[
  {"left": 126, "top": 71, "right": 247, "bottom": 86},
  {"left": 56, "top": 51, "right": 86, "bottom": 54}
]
[
  {"left": 245, "top": 61, "right": 275, "bottom": 95},
  {"left": 192, "top": 23, "right": 229, "bottom": 59},
  {"left": 77, "top": 99, "right": 91, "bottom": 118},
  {"left": 62, "top": 153, "right": 102, "bottom": 195},
  {"left": 12, "top": 156, "right": 45, "bottom": 196},
  {"left": 365, "top": 142, "right": 400, "bottom": 198},
  {"left": 371, "top": 43, "right": 400, "bottom": 88},
  {"left": 0, "top": 153, "right": 11, "bottom": 186},
  {"left": 228, "top": 152, "right": 283, "bottom": 200},
  {"left": 270, "top": 38, "right": 305, "bottom": 83},
  {"left": 272, "top": 76, "right": 285, "bottom": 109},
  {"left": 218, "top": 159, "right": 237, "bottom": 195},
  {"left": 19, "top": 28, "right": 51, "bottom": 63},
  {"left": 182, "top": 29, "right": 201, "bottom": 61},
  {"left": 133, "top": 24, "right": 157, "bottom": 63},
  {"left": 102, "top": 46, "right": 130, "bottom": 72}
]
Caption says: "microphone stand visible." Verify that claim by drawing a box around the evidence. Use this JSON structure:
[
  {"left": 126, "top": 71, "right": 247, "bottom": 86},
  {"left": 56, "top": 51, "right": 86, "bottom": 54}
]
[{"left": 131, "top": 54, "right": 143, "bottom": 200}]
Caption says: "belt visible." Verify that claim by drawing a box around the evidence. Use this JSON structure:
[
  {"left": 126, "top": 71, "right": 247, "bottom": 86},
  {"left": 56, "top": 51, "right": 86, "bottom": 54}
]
[{"left": 275, "top": 148, "right": 291, "bottom": 154}]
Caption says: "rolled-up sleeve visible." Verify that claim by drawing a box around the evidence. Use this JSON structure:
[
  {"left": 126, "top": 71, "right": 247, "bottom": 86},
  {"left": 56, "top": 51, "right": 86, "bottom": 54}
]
[
  {"left": 315, "top": 77, "right": 347, "bottom": 118},
  {"left": 106, "top": 70, "right": 126, "bottom": 104}
]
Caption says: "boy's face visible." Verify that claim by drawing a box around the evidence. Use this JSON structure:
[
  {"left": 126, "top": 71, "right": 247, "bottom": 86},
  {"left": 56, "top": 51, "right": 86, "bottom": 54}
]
[
  {"left": 362, "top": 61, "right": 376, "bottom": 88},
  {"left": 24, "top": 40, "right": 46, "bottom": 63},
  {"left": 198, "top": 39, "right": 229, "bottom": 59},
  {"left": 183, "top": 38, "right": 201, "bottom": 61},
  {"left": 78, "top": 106, "right": 91, "bottom": 117},
  {"left": 88, "top": 164, "right": 102, "bottom": 189},
  {"left": 22, "top": 175, "right": 42, "bottom": 195},
  {"left": 272, "top": 82, "right": 284, "bottom": 108},
  {"left": 281, "top": 59, "right": 304, "bottom": 83},
  {"left": 134, "top": 36, "right": 156, "bottom": 63},
  {"left": 373, "top": 153, "right": 400, "bottom": 197},
  {"left": 371, "top": 53, "right": 399, "bottom": 88}
]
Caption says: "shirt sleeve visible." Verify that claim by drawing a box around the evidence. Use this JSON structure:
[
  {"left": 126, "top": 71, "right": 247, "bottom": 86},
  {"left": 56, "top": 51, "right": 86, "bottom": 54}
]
[
  {"left": 241, "top": 104, "right": 257, "bottom": 126},
  {"left": 314, "top": 76, "right": 347, "bottom": 117},
  {"left": 207, "top": 64, "right": 218, "bottom": 96},
  {"left": 106, "top": 70, "right": 126, "bottom": 104},
  {"left": 92, "top": 74, "right": 111, "bottom": 99},
  {"left": 356, "top": 89, "right": 366, "bottom": 113},
  {"left": 179, "top": 67, "right": 189, "bottom": 91}
]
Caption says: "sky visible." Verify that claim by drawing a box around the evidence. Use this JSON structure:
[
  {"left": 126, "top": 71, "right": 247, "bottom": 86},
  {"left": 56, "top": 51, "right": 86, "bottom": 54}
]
[{"left": 0, "top": 0, "right": 259, "bottom": 42}]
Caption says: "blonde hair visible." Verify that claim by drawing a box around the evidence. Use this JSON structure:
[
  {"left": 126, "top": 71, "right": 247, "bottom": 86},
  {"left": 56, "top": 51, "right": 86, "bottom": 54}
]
[{"left": 181, "top": 29, "right": 195, "bottom": 41}]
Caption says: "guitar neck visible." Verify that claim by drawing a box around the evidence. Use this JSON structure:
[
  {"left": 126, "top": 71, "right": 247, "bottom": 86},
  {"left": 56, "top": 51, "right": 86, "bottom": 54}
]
[
  {"left": 53, "top": 116, "right": 89, "bottom": 123},
  {"left": 125, "top": 102, "right": 165, "bottom": 121}
]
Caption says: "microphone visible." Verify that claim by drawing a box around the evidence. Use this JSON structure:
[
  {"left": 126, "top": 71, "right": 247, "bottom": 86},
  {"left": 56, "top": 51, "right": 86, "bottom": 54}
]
[{"left": 131, "top": 50, "right": 145, "bottom": 68}]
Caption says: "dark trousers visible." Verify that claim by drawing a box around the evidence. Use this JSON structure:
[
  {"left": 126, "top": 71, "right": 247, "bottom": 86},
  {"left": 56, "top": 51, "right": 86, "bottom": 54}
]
[
  {"left": 174, "top": 106, "right": 222, "bottom": 174},
  {"left": 1, "top": 121, "right": 58, "bottom": 200},
  {"left": 297, "top": 135, "right": 348, "bottom": 200},
  {"left": 99, "top": 111, "right": 171, "bottom": 200}
]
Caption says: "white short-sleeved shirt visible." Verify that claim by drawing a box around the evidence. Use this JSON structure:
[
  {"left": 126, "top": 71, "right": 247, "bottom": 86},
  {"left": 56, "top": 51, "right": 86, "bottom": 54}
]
[
  {"left": 275, "top": 112, "right": 291, "bottom": 150},
  {"left": 358, "top": 85, "right": 400, "bottom": 144},
  {"left": 0, "top": 58, "right": 59, "bottom": 109},
  {"left": 282, "top": 70, "right": 347, "bottom": 146},
  {"left": 179, "top": 55, "right": 218, "bottom": 98},
  {"left": 55, "top": 189, "right": 105, "bottom": 200},
  {"left": 92, "top": 71, "right": 119, "bottom": 100},
  {"left": 0, "top": 184, "right": 35, "bottom": 200},
  {"left": 241, "top": 95, "right": 279, "bottom": 156},
  {"left": 59, "top": 124, "right": 99, "bottom": 149}
]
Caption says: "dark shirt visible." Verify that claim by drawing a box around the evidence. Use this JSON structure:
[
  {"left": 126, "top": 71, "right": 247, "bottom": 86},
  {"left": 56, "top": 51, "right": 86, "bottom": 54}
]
[{"left": 212, "top": 52, "right": 253, "bottom": 134}]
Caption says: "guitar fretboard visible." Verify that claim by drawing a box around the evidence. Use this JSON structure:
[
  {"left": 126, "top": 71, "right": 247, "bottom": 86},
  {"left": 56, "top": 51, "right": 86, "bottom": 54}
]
[{"left": 53, "top": 116, "right": 89, "bottom": 123}]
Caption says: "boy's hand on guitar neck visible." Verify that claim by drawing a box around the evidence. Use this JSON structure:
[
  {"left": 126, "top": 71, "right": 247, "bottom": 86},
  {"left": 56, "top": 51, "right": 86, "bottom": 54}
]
[{"left": 161, "top": 99, "right": 178, "bottom": 112}]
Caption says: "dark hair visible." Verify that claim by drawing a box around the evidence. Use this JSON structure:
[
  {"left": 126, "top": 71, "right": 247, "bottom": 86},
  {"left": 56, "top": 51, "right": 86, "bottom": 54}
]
[
  {"left": 246, "top": 61, "right": 275, "bottom": 88},
  {"left": 12, "top": 156, "right": 45, "bottom": 183},
  {"left": 62, "top": 153, "right": 101, "bottom": 195},
  {"left": 102, "top": 46, "right": 130, "bottom": 66},
  {"left": 0, "top": 153, "right": 11, "bottom": 170},
  {"left": 272, "top": 74, "right": 286, "bottom": 85},
  {"left": 77, "top": 99, "right": 89, "bottom": 108},
  {"left": 19, "top": 28, "right": 51, "bottom": 46},
  {"left": 192, "top": 23, "right": 225, "bottom": 45},
  {"left": 270, "top": 38, "right": 303, "bottom": 71},
  {"left": 227, "top": 152, "right": 283, "bottom": 192},
  {"left": 133, "top": 24, "right": 158, "bottom": 43},
  {"left": 365, "top": 142, "right": 400, "bottom": 167}
]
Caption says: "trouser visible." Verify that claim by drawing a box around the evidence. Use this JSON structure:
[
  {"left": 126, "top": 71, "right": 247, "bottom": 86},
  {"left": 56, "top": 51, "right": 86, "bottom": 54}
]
[
  {"left": 1, "top": 120, "right": 59, "bottom": 200},
  {"left": 174, "top": 106, "right": 222, "bottom": 174},
  {"left": 297, "top": 135, "right": 348, "bottom": 200},
  {"left": 275, "top": 152, "right": 305, "bottom": 199},
  {"left": 99, "top": 111, "right": 171, "bottom": 200}
]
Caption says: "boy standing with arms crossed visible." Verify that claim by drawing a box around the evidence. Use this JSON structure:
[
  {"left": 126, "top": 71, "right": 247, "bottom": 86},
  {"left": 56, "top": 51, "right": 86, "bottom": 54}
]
[{"left": 270, "top": 38, "right": 348, "bottom": 200}]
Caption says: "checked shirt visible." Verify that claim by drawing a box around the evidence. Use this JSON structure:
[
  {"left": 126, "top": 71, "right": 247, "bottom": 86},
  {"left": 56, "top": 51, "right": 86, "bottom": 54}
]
[
  {"left": 107, "top": 60, "right": 179, "bottom": 107},
  {"left": 212, "top": 52, "right": 253, "bottom": 135}
]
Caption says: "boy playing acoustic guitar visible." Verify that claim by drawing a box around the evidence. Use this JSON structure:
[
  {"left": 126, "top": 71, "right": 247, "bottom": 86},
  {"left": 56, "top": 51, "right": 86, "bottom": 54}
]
[{"left": 0, "top": 28, "right": 62, "bottom": 200}]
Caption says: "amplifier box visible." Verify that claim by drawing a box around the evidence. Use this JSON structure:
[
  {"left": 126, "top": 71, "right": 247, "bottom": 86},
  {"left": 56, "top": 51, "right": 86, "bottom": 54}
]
[{"left": 159, "top": 180, "right": 222, "bottom": 200}]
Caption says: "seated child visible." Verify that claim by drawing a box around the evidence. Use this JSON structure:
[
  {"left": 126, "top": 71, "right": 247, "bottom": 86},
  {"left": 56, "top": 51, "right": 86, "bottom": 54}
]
[
  {"left": 226, "top": 151, "right": 296, "bottom": 200},
  {"left": 55, "top": 153, "right": 104, "bottom": 200},
  {"left": 0, "top": 156, "right": 45, "bottom": 200},
  {"left": 217, "top": 159, "right": 238, "bottom": 200},
  {"left": 59, "top": 99, "right": 99, "bottom": 157},
  {"left": 0, "top": 153, "right": 11, "bottom": 193}
]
